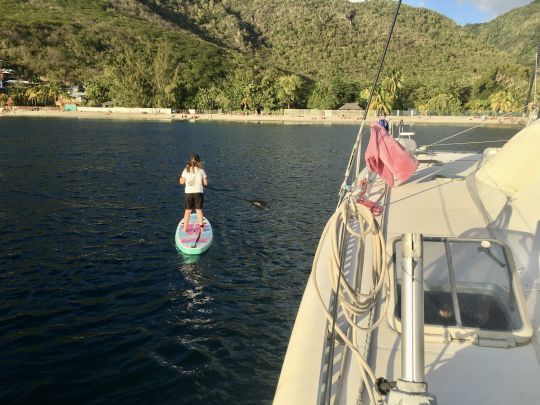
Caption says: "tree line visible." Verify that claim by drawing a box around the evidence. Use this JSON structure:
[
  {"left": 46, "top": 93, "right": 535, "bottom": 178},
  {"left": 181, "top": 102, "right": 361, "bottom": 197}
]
[
  {"left": 1, "top": 45, "right": 533, "bottom": 116},
  {"left": 1, "top": 0, "right": 536, "bottom": 115}
]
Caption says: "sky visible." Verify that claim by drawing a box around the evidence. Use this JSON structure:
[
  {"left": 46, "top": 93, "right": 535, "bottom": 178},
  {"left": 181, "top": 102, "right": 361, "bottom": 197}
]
[{"left": 403, "top": 0, "right": 534, "bottom": 25}]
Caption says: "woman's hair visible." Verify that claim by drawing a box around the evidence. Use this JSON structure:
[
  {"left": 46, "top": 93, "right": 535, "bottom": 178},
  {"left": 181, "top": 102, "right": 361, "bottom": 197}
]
[{"left": 185, "top": 154, "right": 203, "bottom": 172}]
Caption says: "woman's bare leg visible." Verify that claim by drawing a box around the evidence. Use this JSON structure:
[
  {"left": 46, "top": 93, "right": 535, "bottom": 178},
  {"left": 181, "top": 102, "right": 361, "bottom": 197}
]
[
  {"left": 196, "top": 209, "right": 204, "bottom": 227},
  {"left": 183, "top": 209, "right": 192, "bottom": 232}
]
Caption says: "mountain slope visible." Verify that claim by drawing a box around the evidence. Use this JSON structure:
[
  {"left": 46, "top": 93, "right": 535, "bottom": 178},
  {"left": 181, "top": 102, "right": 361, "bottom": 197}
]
[
  {"left": 135, "top": 0, "right": 519, "bottom": 88},
  {"left": 466, "top": 0, "right": 540, "bottom": 65},
  {"left": 0, "top": 0, "right": 232, "bottom": 85},
  {"left": 0, "top": 0, "right": 533, "bottom": 110}
]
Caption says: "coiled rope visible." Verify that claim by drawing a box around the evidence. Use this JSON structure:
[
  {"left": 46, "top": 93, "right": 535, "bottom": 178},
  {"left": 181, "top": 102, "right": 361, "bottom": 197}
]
[{"left": 312, "top": 195, "right": 389, "bottom": 404}]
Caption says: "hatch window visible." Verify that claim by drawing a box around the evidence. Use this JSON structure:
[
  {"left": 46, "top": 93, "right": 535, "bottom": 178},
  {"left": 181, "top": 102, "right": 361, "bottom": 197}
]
[{"left": 390, "top": 237, "right": 531, "bottom": 343}]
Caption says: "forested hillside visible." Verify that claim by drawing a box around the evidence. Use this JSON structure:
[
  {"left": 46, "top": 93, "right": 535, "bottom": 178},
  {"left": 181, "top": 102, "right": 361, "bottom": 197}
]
[
  {"left": 467, "top": 0, "right": 540, "bottom": 65},
  {"left": 0, "top": 0, "right": 234, "bottom": 82},
  {"left": 134, "top": 0, "right": 512, "bottom": 85},
  {"left": 0, "top": 0, "right": 535, "bottom": 113},
  {"left": 0, "top": 0, "right": 234, "bottom": 107}
]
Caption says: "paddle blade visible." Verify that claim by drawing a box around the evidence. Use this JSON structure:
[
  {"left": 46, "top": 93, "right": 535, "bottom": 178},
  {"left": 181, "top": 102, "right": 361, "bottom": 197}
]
[{"left": 249, "top": 199, "right": 267, "bottom": 209}]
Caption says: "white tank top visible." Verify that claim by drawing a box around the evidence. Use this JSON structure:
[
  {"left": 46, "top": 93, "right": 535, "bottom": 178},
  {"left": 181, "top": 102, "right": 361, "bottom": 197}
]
[{"left": 182, "top": 167, "right": 206, "bottom": 193}]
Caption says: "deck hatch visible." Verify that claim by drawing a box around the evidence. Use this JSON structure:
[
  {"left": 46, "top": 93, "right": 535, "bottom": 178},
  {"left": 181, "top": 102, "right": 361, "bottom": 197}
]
[{"left": 388, "top": 236, "right": 532, "bottom": 345}]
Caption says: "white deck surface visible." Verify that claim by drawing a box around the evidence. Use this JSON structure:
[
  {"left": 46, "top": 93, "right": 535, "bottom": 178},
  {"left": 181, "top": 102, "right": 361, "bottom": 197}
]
[
  {"left": 375, "top": 152, "right": 540, "bottom": 404},
  {"left": 386, "top": 153, "right": 486, "bottom": 239}
]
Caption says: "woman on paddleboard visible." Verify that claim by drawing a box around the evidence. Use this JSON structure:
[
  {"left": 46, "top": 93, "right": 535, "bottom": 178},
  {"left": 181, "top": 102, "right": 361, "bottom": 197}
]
[{"left": 179, "top": 154, "right": 208, "bottom": 233}]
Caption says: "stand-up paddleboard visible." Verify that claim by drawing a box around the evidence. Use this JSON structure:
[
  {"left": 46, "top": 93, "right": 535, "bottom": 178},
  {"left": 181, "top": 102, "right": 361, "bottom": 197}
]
[{"left": 175, "top": 214, "right": 213, "bottom": 255}]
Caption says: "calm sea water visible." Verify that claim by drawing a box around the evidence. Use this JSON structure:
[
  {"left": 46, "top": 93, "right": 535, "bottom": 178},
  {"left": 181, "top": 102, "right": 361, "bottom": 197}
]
[{"left": 0, "top": 118, "right": 516, "bottom": 404}]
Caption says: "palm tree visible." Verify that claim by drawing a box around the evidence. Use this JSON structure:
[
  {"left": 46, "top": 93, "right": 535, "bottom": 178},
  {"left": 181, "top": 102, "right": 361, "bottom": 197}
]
[
  {"left": 489, "top": 91, "right": 518, "bottom": 113},
  {"left": 36, "top": 84, "right": 48, "bottom": 105},
  {"left": 382, "top": 68, "right": 403, "bottom": 103},
  {"left": 465, "top": 98, "right": 490, "bottom": 113},
  {"left": 371, "top": 86, "right": 392, "bottom": 114},
  {"left": 8, "top": 86, "right": 26, "bottom": 106},
  {"left": 46, "top": 82, "right": 69, "bottom": 106},
  {"left": 25, "top": 86, "right": 40, "bottom": 106},
  {"left": 277, "top": 75, "right": 302, "bottom": 109}
]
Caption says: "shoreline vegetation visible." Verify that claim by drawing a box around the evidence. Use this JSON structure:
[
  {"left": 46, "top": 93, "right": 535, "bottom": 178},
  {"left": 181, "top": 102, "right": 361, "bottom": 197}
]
[{"left": 0, "top": 106, "right": 523, "bottom": 126}]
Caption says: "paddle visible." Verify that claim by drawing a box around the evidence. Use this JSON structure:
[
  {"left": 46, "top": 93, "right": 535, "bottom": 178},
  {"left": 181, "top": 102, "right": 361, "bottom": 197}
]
[
  {"left": 176, "top": 177, "right": 268, "bottom": 209},
  {"left": 205, "top": 185, "right": 268, "bottom": 209},
  {"left": 206, "top": 186, "right": 268, "bottom": 210}
]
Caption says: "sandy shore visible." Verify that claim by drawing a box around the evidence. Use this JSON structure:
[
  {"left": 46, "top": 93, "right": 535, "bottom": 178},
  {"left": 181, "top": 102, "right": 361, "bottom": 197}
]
[
  {"left": 190, "top": 113, "right": 522, "bottom": 126},
  {"left": 0, "top": 107, "right": 522, "bottom": 126}
]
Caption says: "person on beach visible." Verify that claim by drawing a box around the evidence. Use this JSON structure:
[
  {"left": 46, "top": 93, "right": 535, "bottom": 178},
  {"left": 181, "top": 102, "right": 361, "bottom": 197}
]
[
  {"left": 378, "top": 112, "right": 389, "bottom": 131},
  {"left": 179, "top": 154, "right": 208, "bottom": 233}
]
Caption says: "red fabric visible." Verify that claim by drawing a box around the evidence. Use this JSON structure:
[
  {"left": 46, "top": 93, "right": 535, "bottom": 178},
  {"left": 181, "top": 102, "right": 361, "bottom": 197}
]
[
  {"left": 356, "top": 178, "right": 383, "bottom": 216},
  {"left": 365, "top": 122, "right": 419, "bottom": 187}
]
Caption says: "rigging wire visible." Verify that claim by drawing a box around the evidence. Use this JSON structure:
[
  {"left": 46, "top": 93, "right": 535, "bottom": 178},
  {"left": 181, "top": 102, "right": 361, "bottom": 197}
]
[
  {"left": 422, "top": 124, "right": 485, "bottom": 149},
  {"left": 324, "top": 2, "right": 402, "bottom": 403},
  {"left": 431, "top": 139, "right": 508, "bottom": 147},
  {"left": 524, "top": 45, "right": 539, "bottom": 113},
  {"left": 422, "top": 103, "right": 531, "bottom": 150},
  {"left": 338, "top": 0, "right": 403, "bottom": 205}
]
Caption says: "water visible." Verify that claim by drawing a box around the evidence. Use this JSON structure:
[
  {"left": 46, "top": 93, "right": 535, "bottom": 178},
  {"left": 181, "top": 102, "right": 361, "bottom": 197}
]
[
  {"left": 395, "top": 122, "right": 518, "bottom": 151},
  {"left": 0, "top": 118, "right": 517, "bottom": 404}
]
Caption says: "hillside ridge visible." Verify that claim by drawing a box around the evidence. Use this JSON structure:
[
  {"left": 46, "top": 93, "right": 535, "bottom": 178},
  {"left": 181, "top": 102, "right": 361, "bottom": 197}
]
[{"left": 0, "top": 0, "right": 535, "bottom": 112}]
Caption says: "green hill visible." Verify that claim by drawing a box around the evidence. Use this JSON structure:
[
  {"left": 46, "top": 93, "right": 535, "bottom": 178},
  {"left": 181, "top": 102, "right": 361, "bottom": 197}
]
[
  {"left": 0, "top": 0, "right": 534, "bottom": 111},
  {"left": 131, "top": 0, "right": 515, "bottom": 86},
  {"left": 0, "top": 0, "right": 232, "bottom": 100},
  {"left": 466, "top": 0, "right": 540, "bottom": 65}
]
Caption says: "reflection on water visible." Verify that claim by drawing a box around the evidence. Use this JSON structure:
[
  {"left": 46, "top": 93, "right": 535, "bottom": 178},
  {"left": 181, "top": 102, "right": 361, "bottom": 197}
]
[
  {"left": 179, "top": 251, "right": 204, "bottom": 266},
  {"left": 0, "top": 118, "right": 517, "bottom": 404}
]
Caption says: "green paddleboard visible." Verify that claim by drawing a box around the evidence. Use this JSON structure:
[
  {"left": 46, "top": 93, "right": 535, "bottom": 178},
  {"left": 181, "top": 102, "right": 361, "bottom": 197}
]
[{"left": 175, "top": 214, "right": 213, "bottom": 254}]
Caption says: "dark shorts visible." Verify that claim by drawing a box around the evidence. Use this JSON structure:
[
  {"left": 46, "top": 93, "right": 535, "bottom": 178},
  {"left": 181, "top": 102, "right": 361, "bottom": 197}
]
[{"left": 184, "top": 193, "right": 204, "bottom": 210}]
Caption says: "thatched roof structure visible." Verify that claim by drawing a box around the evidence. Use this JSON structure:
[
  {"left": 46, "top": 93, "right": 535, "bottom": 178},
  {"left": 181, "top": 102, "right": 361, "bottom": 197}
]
[{"left": 338, "top": 102, "right": 363, "bottom": 110}]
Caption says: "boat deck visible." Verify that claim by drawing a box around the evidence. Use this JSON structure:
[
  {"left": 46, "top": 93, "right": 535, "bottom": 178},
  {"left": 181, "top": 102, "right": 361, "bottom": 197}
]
[
  {"left": 386, "top": 153, "right": 487, "bottom": 239},
  {"left": 275, "top": 139, "right": 540, "bottom": 405},
  {"left": 369, "top": 151, "right": 540, "bottom": 404}
]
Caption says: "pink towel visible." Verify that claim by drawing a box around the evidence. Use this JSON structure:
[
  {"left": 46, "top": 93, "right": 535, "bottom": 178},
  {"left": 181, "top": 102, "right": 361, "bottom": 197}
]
[{"left": 365, "top": 122, "right": 418, "bottom": 187}]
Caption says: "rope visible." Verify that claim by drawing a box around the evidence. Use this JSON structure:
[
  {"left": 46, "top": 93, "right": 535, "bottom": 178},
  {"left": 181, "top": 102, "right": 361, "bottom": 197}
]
[
  {"left": 329, "top": 200, "right": 389, "bottom": 333},
  {"left": 312, "top": 195, "right": 389, "bottom": 404},
  {"left": 424, "top": 104, "right": 530, "bottom": 150},
  {"left": 339, "top": 120, "right": 367, "bottom": 207},
  {"left": 424, "top": 125, "right": 483, "bottom": 149},
  {"left": 430, "top": 139, "right": 509, "bottom": 147}
]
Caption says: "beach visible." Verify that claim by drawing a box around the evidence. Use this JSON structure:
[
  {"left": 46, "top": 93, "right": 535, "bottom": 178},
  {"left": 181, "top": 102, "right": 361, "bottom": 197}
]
[{"left": 0, "top": 107, "right": 523, "bottom": 126}]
